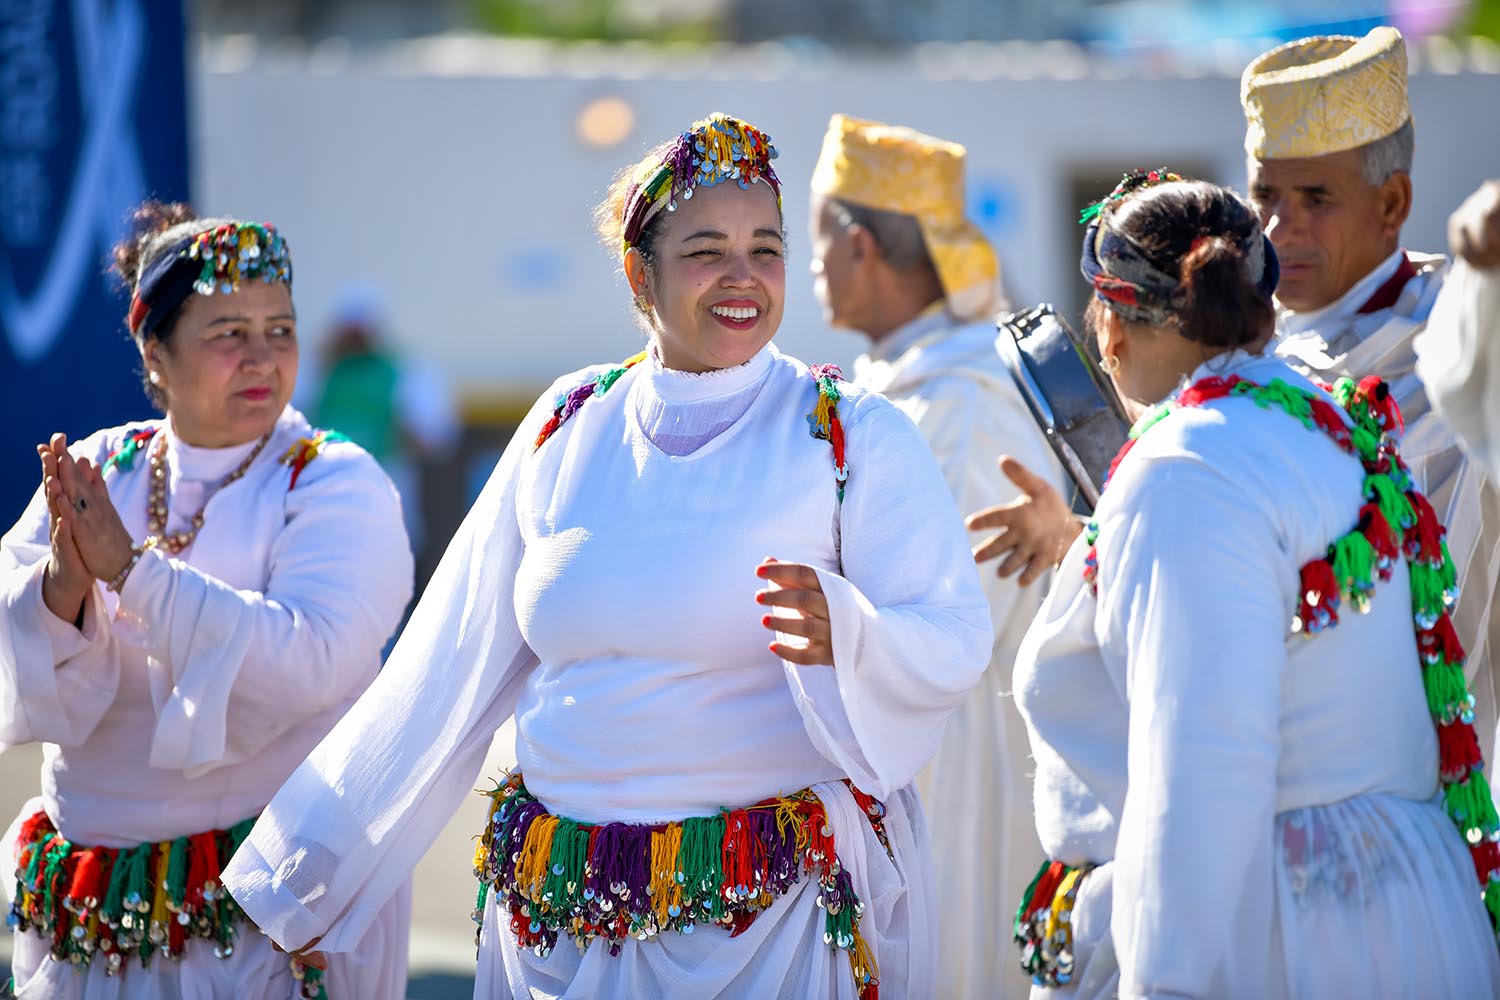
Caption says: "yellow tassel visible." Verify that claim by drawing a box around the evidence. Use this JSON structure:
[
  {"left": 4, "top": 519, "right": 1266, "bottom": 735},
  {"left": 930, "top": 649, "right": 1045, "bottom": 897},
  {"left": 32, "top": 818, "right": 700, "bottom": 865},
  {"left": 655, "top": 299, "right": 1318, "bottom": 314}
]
[
  {"left": 515, "top": 815, "right": 558, "bottom": 898},
  {"left": 849, "top": 926, "right": 880, "bottom": 985},
  {"left": 1042, "top": 866, "right": 1084, "bottom": 951},
  {"left": 649, "top": 824, "right": 683, "bottom": 926},
  {"left": 151, "top": 843, "right": 171, "bottom": 923},
  {"left": 475, "top": 793, "right": 503, "bottom": 877}
]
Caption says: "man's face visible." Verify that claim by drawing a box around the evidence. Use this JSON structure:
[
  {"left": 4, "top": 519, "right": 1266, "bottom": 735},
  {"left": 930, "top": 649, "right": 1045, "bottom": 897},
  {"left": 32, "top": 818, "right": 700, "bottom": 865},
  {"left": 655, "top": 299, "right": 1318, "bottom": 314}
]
[
  {"left": 1248, "top": 148, "right": 1402, "bottom": 313},
  {"left": 808, "top": 194, "right": 864, "bottom": 331}
]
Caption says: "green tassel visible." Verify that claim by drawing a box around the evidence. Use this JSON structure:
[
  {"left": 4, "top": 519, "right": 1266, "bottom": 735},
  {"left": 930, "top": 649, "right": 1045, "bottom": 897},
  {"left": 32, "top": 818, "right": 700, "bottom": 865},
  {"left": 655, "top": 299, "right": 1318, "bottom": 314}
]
[
  {"left": 678, "top": 814, "right": 726, "bottom": 920},
  {"left": 1423, "top": 659, "right": 1472, "bottom": 720},
  {"left": 1330, "top": 531, "right": 1376, "bottom": 605},
  {"left": 1129, "top": 404, "right": 1173, "bottom": 441},
  {"left": 21, "top": 833, "right": 51, "bottom": 889},
  {"left": 824, "top": 881, "right": 858, "bottom": 949},
  {"left": 1485, "top": 877, "right": 1500, "bottom": 933},
  {"left": 1445, "top": 773, "right": 1500, "bottom": 839},
  {"left": 1245, "top": 379, "right": 1314, "bottom": 429},
  {"left": 541, "top": 818, "right": 587, "bottom": 916},
  {"left": 1013, "top": 859, "right": 1048, "bottom": 933},
  {"left": 594, "top": 363, "right": 633, "bottom": 397},
  {"left": 39, "top": 836, "right": 72, "bottom": 923},
  {"left": 1409, "top": 563, "right": 1448, "bottom": 625},
  {"left": 1365, "top": 473, "right": 1415, "bottom": 530},
  {"left": 165, "top": 837, "right": 189, "bottom": 910}
]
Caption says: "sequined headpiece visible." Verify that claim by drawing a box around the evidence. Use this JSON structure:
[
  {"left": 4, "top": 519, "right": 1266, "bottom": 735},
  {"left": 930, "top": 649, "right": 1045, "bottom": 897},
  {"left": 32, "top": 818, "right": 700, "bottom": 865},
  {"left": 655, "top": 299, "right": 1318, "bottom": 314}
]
[
  {"left": 1078, "top": 170, "right": 1278, "bottom": 326},
  {"left": 127, "top": 221, "right": 292, "bottom": 339},
  {"left": 619, "top": 113, "right": 781, "bottom": 256}
]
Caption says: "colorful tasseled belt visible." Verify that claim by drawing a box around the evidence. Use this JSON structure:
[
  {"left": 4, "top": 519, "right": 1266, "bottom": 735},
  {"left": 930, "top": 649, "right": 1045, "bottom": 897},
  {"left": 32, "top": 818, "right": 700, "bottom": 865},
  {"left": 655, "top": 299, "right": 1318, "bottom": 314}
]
[
  {"left": 472, "top": 772, "right": 886, "bottom": 999},
  {"left": 8, "top": 810, "right": 326, "bottom": 997}
]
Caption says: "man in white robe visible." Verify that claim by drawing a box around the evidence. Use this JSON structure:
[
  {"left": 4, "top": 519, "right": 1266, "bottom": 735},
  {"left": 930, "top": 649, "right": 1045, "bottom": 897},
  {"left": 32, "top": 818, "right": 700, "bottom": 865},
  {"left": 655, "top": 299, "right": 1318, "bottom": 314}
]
[{"left": 809, "top": 113, "right": 1067, "bottom": 1000}]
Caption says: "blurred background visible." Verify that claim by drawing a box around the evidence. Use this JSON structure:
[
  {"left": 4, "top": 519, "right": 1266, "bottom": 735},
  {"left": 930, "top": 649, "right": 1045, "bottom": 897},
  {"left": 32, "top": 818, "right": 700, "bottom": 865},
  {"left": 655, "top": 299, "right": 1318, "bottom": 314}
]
[{"left": 2, "top": 1, "right": 1499, "bottom": 995}]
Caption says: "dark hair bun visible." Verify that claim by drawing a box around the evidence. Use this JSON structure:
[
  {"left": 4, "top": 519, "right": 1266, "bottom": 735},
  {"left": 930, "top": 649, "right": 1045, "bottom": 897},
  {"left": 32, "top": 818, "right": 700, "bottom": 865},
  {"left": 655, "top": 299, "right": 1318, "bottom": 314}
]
[
  {"left": 110, "top": 201, "right": 198, "bottom": 289},
  {"left": 1177, "top": 233, "right": 1269, "bottom": 348}
]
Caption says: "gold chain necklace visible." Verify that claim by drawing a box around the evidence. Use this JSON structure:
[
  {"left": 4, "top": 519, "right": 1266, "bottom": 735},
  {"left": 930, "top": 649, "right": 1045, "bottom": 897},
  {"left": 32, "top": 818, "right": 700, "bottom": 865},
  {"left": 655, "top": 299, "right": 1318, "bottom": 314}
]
[{"left": 146, "top": 430, "right": 272, "bottom": 554}]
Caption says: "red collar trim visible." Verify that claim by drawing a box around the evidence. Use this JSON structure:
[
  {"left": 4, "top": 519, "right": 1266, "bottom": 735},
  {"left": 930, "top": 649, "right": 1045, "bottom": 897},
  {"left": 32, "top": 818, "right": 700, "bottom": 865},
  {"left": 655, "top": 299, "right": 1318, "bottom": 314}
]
[{"left": 1356, "top": 252, "right": 1417, "bottom": 315}]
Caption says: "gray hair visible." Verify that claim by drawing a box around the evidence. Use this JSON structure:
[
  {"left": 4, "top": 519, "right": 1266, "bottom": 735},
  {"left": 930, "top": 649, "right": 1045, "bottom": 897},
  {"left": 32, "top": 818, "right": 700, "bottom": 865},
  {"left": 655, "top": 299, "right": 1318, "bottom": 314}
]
[
  {"left": 1360, "top": 118, "right": 1415, "bottom": 186},
  {"left": 828, "top": 198, "right": 933, "bottom": 272}
]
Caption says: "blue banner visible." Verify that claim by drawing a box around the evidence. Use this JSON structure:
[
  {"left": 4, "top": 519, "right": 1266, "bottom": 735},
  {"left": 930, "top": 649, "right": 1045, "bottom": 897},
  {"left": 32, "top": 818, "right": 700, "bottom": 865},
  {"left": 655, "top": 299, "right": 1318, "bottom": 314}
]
[{"left": 0, "top": 0, "right": 190, "bottom": 521}]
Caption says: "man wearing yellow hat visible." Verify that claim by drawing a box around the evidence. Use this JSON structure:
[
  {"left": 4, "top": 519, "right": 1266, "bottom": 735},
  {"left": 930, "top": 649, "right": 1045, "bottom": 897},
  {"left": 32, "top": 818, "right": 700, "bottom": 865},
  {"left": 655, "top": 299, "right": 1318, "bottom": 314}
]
[
  {"left": 810, "top": 113, "right": 1065, "bottom": 1000},
  {"left": 1242, "top": 26, "right": 1500, "bottom": 785}
]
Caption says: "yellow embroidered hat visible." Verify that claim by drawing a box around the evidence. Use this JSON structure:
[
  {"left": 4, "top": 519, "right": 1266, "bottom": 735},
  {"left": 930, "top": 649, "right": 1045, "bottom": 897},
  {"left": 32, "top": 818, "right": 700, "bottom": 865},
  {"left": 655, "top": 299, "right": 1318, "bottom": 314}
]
[
  {"left": 1241, "top": 26, "right": 1411, "bottom": 160},
  {"left": 811, "top": 114, "right": 1001, "bottom": 321}
]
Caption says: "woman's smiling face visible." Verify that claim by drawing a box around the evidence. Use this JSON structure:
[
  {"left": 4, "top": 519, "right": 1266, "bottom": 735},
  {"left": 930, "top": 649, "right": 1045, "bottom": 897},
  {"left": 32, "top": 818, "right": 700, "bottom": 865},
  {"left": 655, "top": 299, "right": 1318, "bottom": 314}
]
[{"left": 631, "top": 180, "right": 786, "bottom": 373}]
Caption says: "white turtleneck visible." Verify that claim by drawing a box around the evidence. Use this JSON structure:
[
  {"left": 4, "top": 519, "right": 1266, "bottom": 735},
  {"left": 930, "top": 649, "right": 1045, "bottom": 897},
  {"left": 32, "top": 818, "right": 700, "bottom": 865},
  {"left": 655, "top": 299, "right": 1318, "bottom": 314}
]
[{"left": 629, "top": 346, "right": 773, "bottom": 457}]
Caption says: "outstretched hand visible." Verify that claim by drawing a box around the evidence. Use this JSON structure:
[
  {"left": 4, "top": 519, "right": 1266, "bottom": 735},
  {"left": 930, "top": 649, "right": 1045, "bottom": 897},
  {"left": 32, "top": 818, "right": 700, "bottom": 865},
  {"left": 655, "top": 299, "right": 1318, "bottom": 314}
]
[
  {"left": 1450, "top": 179, "right": 1500, "bottom": 270},
  {"left": 755, "top": 557, "right": 834, "bottom": 667},
  {"left": 966, "top": 455, "right": 1082, "bottom": 586}
]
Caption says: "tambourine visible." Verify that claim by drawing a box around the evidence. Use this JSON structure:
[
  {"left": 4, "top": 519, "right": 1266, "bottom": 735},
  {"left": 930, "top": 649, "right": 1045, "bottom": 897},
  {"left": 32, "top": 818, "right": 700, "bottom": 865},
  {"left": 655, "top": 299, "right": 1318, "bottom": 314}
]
[{"left": 996, "top": 304, "right": 1129, "bottom": 513}]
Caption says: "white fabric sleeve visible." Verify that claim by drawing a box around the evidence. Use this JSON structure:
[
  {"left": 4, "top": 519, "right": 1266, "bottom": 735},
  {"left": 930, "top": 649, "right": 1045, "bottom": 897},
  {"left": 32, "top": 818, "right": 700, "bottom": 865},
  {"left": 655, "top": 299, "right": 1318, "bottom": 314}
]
[
  {"left": 782, "top": 394, "right": 995, "bottom": 799},
  {"left": 903, "top": 373, "right": 1069, "bottom": 630},
  {"left": 109, "top": 447, "right": 414, "bottom": 776},
  {"left": 1415, "top": 259, "right": 1500, "bottom": 480},
  {"left": 1096, "top": 458, "right": 1287, "bottom": 999},
  {"left": 0, "top": 443, "right": 120, "bottom": 750},
  {"left": 222, "top": 390, "right": 554, "bottom": 955}
]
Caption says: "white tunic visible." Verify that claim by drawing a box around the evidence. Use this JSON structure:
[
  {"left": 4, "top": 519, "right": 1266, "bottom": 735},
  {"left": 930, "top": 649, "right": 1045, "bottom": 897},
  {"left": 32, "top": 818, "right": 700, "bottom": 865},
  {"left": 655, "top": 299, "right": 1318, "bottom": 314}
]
[
  {"left": 221, "top": 343, "right": 994, "bottom": 999},
  {"left": 854, "top": 307, "right": 1068, "bottom": 1000},
  {"left": 1276, "top": 251, "right": 1500, "bottom": 791},
  {"left": 1414, "top": 259, "right": 1500, "bottom": 479},
  {"left": 1015, "top": 351, "right": 1500, "bottom": 1000},
  {"left": 0, "top": 406, "right": 415, "bottom": 1000}
]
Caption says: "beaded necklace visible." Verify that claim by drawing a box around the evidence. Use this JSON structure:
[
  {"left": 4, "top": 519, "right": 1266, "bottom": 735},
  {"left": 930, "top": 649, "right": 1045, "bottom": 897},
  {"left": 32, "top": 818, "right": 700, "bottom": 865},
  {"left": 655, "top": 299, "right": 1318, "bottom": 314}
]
[
  {"left": 1084, "top": 372, "right": 1500, "bottom": 935},
  {"left": 145, "top": 430, "right": 272, "bottom": 555}
]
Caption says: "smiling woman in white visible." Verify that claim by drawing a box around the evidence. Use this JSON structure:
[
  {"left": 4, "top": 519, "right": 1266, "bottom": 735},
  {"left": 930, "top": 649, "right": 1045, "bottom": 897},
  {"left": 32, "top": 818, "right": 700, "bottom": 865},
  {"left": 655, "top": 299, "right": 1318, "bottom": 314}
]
[
  {"left": 0, "top": 206, "right": 413, "bottom": 999},
  {"left": 222, "top": 113, "right": 992, "bottom": 1000},
  {"left": 1012, "top": 176, "right": 1500, "bottom": 999}
]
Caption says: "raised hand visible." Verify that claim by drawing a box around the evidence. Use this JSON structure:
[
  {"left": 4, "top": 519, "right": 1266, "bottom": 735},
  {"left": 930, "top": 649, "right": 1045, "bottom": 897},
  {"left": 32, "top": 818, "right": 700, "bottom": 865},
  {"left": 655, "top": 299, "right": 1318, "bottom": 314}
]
[
  {"left": 755, "top": 557, "right": 833, "bottom": 667},
  {"left": 1450, "top": 180, "right": 1500, "bottom": 270},
  {"left": 44, "top": 434, "right": 135, "bottom": 584},
  {"left": 37, "top": 441, "right": 93, "bottom": 623},
  {"left": 966, "top": 455, "right": 1082, "bottom": 586}
]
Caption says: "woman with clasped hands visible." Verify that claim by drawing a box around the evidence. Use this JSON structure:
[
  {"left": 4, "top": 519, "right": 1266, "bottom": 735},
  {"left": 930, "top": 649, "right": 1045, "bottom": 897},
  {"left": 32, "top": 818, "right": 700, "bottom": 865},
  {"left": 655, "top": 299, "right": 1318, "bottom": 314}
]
[
  {"left": 1, "top": 203, "right": 413, "bottom": 999},
  {"left": 222, "top": 113, "right": 992, "bottom": 999}
]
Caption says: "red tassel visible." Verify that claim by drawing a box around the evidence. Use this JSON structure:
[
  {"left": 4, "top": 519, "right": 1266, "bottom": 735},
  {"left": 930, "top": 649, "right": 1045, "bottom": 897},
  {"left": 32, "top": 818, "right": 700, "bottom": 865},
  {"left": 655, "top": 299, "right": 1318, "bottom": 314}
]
[
  {"left": 1471, "top": 838, "right": 1500, "bottom": 884},
  {"left": 1308, "top": 398, "right": 1352, "bottom": 451},
  {"left": 1177, "top": 376, "right": 1239, "bottom": 408},
  {"left": 727, "top": 909, "right": 760, "bottom": 937},
  {"left": 1355, "top": 376, "right": 1404, "bottom": 435},
  {"left": 829, "top": 414, "right": 846, "bottom": 471},
  {"left": 1023, "top": 861, "right": 1069, "bottom": 923},
  {"left": 1296, "top": 559, "right": 1341, "bottom": 632},
  {"left": 532, "top": 415, "right": 562, "bottom": 450},
  {"left": 1418, "top": 615, "right": 1467, "bottom": 666},
  {"left": 1438, "top": 720, "right": 1485, "bottom": 782},
  {"left": 66, "top": 846, "right": 114, "bottom": 913},
  {"left": 184, "top": 831, "right": 221, "bottom": 914},
  {"left": 1404, "top": 491, "right": 1445, "bottom": 564}
]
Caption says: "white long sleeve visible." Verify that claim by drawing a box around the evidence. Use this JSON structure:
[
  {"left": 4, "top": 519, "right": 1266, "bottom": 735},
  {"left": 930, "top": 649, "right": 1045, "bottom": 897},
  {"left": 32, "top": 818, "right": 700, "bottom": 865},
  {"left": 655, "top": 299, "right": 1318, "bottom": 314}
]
[
  {"left": 223, "top": 383, "right": 556, "bottom": 954},
  {"left": 0, "top": 484, "right": 118, "bottom": 749},
  {"left": 106, "top": 441, "right": 412, "bottom": 775},
  {"left": 1415, "top": 259, "right": 1500, "bottom": 479},
  {"left": 1095, "top": 457, "right": 1288, "bottom": 999},
  {"left": 792, "top": 392, "right": 995, "bottom": 799}
]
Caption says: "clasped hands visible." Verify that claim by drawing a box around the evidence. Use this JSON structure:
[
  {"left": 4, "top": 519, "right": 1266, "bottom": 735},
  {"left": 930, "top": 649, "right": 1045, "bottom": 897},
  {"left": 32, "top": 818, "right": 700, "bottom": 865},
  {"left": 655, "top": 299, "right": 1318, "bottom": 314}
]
[{"left": 36, "top": 434, "right": 135, "bottom": 624}]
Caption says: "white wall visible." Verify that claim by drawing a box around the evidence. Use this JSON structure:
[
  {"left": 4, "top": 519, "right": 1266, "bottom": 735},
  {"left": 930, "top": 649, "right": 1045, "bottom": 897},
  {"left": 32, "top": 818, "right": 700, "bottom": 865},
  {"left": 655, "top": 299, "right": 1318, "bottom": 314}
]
[{"left": 192, "top": 40, "right": 1500, "bottom": 411}]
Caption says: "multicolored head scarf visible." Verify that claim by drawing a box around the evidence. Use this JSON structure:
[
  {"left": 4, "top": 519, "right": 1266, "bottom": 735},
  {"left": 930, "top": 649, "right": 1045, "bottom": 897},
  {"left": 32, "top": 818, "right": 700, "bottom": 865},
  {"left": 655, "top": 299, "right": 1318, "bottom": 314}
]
[
  {"left": 1079, "top": 169, "right": 1278, "bottom": 326},
  {"left": 619, "top": 113, "right": 781, "bottom": 256},
  {"left": 127, "top": 222, "right": 292, "bottom": 340}
]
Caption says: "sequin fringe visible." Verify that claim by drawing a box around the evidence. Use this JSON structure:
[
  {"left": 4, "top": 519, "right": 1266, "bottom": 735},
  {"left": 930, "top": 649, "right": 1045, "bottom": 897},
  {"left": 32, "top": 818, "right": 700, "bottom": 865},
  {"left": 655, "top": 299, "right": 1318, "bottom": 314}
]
[
  {"left": 472, "top": 774, "right": 881, "bottom": 999},
  {"left": 1014, "top": 859, "right": 1092, "bottom": 987}
]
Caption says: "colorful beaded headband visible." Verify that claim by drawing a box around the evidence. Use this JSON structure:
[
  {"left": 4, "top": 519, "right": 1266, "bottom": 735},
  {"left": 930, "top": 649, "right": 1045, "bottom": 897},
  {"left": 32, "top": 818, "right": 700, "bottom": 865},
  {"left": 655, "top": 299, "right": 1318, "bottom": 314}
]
[
  {"left": 619, "top": 113, "right": 781, "bottom": 255},
  {"left": 127, "top": 222, "right": 292, "bottom": 339},
  {"left": 1078, "top": 170, "right": 1277, "bottom": 326}
]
